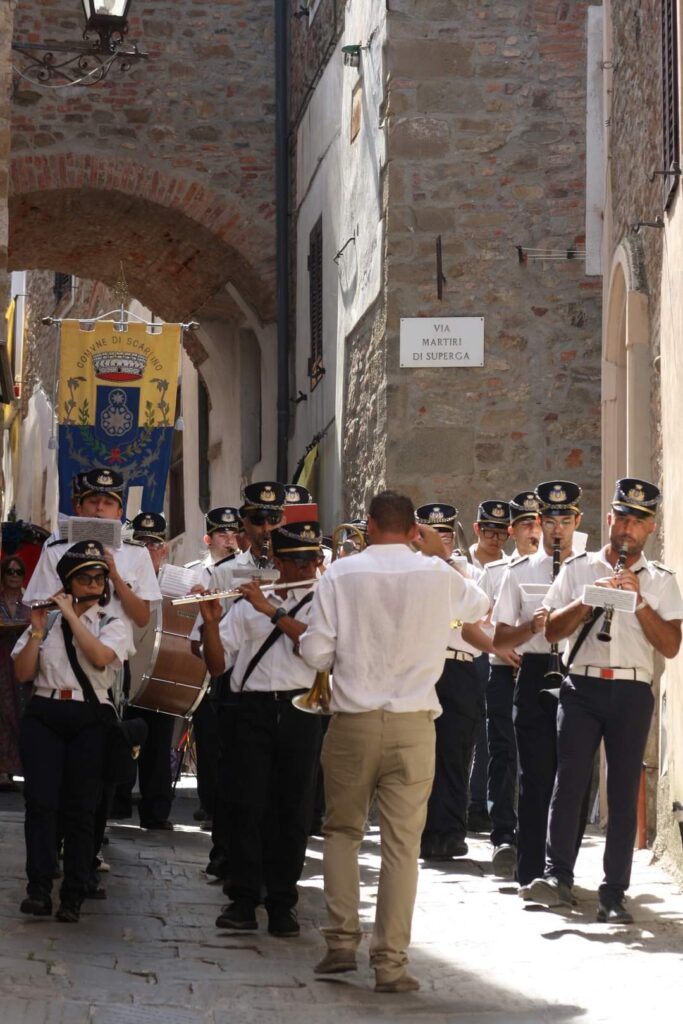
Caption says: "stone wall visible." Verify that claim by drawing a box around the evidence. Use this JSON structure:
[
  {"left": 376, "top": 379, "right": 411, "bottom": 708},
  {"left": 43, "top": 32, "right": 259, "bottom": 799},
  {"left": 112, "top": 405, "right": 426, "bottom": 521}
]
[
  {"left": 0, "top": 0, "right": 12, "bottom": 322},
  {"left": 379, "top": 0, "right": 603, "bottom": 535}
]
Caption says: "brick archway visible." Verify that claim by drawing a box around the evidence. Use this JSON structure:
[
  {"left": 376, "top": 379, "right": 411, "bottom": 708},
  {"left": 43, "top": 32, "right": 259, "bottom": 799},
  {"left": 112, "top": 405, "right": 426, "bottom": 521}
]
[{"left": 9, "top": 154, "right": 275, "bottom": 321}]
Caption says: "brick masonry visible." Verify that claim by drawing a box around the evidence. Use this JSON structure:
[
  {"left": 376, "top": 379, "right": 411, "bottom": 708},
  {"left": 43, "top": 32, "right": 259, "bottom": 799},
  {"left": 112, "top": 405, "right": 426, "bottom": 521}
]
[
  {"left": 339, "top": 0, "right": 604, "bottom": 538},
  {"left": 8, "top": 0, "right": 277, "bottom": 321}
]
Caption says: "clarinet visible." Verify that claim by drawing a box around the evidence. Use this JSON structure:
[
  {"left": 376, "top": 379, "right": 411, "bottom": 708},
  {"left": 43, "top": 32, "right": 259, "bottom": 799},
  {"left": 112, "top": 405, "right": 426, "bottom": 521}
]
[
  {"left": 257, "top": 537, "right": 270, "bottom": 569},
  {"left": 544, "top": 537, "right": 564, "bottom": 684},
  {"left": 597, "top": 543, "right": 629, "bottom": 643}
]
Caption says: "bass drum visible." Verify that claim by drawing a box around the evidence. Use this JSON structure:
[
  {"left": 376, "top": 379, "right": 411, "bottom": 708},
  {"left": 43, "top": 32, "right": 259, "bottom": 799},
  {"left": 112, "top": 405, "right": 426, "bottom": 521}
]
[{"left": 129, "top": 599, "right": 209, "bottom": 718}]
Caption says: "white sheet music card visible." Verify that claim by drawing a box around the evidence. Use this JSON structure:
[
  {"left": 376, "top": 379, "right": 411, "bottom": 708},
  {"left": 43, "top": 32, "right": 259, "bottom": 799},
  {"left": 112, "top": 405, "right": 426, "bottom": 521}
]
[
  {"left": 158, "top": 563, "right": 203, "bottom": 599},
  {"left": 582, "top": 585, "right": 637, "bottom": 614},
  {"left": 67, "top": 517, "right": 121, "bottom": 549}
]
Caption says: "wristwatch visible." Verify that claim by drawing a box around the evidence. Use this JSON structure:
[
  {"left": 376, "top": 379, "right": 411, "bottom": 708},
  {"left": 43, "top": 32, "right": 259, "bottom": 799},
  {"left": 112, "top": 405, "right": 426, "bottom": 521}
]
[
  {"left": 635, "top": 599, "right": 648, "bottom": 613},
  {"left": 270, "top": 607, "right": 288, "bottom": 626},
  {"left": 30, "top": 629, "right": 45, "bottom": 641}
]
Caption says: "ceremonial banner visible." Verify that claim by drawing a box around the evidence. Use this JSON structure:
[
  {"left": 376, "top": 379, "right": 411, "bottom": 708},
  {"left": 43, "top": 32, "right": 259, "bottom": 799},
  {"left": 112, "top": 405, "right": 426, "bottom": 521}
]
[{"left": 56, "top": 321, "right": 182, "bottom": 514}]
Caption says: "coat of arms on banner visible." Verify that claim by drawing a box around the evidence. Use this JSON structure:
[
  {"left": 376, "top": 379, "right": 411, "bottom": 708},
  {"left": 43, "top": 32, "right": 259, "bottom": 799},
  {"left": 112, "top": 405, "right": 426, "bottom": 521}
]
[{"left": 56, "top": 321, "right": 181, "bottom": 515}]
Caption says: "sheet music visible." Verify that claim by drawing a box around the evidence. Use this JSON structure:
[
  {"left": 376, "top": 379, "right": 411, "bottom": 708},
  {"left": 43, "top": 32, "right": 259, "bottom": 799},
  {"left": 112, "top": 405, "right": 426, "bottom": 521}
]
[
  {"left": 158, "top": 563, "right": 203, "bottom": 599},
  {"left": 582, "top": 585, "right": 637, "bottom": 614},
  {"left": 66, "top": 517, "right": 122, "bottom": 549}
]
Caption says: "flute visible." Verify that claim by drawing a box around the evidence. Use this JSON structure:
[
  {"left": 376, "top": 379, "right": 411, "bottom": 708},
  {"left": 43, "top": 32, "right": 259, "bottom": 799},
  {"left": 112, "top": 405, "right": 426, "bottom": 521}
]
[
  {"left": 171, "top": 578, "right": 318, "bottom": 606},
  {"left": 596, "top": 542, "right": 629, "bottom": 643},
  {"left": 30, "top": 595, "right": 101, "bottom": 609}
]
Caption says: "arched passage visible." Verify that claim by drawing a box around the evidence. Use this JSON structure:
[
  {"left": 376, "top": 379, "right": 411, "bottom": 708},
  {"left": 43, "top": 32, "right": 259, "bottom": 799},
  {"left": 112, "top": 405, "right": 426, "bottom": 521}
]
[{"left": 602, "top": 237, "right": 651, "bottom": 534}]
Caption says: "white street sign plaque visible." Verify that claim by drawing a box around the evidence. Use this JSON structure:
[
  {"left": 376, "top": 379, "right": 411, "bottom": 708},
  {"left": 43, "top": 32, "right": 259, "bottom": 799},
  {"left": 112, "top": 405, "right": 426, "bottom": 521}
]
[{"left": 399, "top": 317, "right": 484, "bottom": 368}]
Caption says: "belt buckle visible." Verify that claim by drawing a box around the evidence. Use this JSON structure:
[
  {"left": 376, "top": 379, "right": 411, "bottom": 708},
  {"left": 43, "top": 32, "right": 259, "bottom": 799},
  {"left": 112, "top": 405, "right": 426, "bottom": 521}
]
[
  {"left": 599, "top": 669, "right": 614, "bottom": 680},
  {"left": 59, "top": 689, "right": 73, "bottom": 700}
]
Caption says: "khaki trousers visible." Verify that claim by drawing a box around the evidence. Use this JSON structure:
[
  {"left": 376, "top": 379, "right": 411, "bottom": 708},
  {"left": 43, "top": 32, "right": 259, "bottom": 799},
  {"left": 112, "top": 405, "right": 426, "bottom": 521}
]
[{"left": 320, "top": 710, "right": 435, "bottom": 978}]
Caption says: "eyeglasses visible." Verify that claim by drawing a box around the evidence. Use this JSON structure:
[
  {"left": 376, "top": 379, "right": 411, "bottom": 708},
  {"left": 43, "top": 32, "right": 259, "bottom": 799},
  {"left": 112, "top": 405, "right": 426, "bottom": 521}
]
[
  {"left": 4, "top": 567, "right": 24, "bottom": 577},
  {"left": 143, "top": 540, "right": 165, "bottom": 550},
  {"left": 479, "top": 528, "right": 507, "bottom": 541},
  {"left": 245, "top": 512, "right": 282, "bottom": 526},
  {"left": 73, "top": 572, "right": 107, "bottom": 586}
]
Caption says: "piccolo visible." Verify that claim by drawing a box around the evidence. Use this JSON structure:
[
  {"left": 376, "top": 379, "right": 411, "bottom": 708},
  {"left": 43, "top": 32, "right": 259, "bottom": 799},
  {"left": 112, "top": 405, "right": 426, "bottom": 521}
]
[
  {"left": 171, "top": 578, "right": 318, "bottom": 606},
  {"left": 30, "top": 595, "right": 101, "bottom": 609}
]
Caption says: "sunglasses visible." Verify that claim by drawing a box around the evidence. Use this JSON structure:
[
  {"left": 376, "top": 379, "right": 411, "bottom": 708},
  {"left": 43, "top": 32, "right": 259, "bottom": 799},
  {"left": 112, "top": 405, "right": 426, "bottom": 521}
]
[
  {"left": 245, "top": 512, "right": 282, "bottom": 526},
  {"left": 4, "top": 567, "right": 24, "bottom": 577},
  {"left": 281, "top": 555, "right": 318, "bottom": 568},
  {"left": 73, "top": 572, "right": 107, "bottom": 586}
]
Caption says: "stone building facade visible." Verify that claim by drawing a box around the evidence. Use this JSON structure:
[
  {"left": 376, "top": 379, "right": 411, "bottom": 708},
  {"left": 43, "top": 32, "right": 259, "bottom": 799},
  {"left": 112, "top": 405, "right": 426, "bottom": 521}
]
[{"left": 290, "top": 0, "right": 604, "bottom": 538}]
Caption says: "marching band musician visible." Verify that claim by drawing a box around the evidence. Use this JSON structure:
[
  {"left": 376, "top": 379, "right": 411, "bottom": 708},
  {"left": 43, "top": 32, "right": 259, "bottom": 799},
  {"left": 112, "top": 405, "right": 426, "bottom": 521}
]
[
  {"left": 188, "top": 505, "right": 243, "bottom": 834},
  {"left": 199, "top": 520, "right": 324, "bottom": 937},
  {"left": 12, "top": 541, "right": 130, "bottom": 923},
  {"left": 416, "top": 502, "right": 486, "bottom": 862},
  {"left": 492, "top": 481, "right": 583, "bottom": 888},
  {"left": 468, "top": 491, "right": 542, "bottom": 877},
  {"left": 522, "top": 479, "right": 683, "bottom": 922},
  {"left": 299, "top": 491, "right": 489, "bottom": 993},
  {"left": 116, "top": 512, "right": 176, "bottom": 831},
  {"left": 468, "top": 500, "right": 513, "bottom": 831}
]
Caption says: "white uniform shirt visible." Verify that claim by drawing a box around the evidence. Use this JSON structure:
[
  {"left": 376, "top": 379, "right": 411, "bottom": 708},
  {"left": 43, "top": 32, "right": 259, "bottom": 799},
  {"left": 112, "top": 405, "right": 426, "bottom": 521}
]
[
  {"left": 449, "top": 560, "right": 483, "bottom": 655},
  {"left": 493, "top": 549, "right": 570, "bottom": 656},
  {"left": 188, "top": 548, "right": 257, "bottom": 643},
  {"left": 299, "top": 544, "right": 489, "bottom": 715},
  {"left": 217, "top": 588, "right": 316, "bottom": 693},
  {"left": 23, "top": 539, "right": 160, "bottom": 656},
  {"left": 12, "top": 605, "right": 129, "bottom": 704},
  {"left": 543, "top": 550, "right": 683, "bottom": 676},
  {"left": 479, "top": 557, "right": 515, "bottom": 665}
]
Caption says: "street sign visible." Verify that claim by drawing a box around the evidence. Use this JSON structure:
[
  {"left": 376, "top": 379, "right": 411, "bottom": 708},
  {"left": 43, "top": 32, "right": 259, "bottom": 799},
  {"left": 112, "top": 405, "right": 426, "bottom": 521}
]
[{"left": 399, "top": 316, "right": 484, "bottom": 367}]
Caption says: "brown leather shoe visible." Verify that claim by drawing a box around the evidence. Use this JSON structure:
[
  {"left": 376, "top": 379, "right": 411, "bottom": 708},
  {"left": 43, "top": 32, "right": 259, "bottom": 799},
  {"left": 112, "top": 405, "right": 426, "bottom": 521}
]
[
  {"left": 375, "top": 970, "right": 420, "bottom": 993},
  {"left": 314, "top": 949, "right": 358, "bottom": 974}
]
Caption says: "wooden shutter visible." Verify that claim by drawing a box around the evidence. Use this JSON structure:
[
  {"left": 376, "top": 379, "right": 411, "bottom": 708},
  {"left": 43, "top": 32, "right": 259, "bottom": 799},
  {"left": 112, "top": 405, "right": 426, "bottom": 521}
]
[
  {"left": 307, "top": 216, "right": 324, "bottom": 389},
  {"left": 662, "top": 0, "right": 680, "bottom": 208}
]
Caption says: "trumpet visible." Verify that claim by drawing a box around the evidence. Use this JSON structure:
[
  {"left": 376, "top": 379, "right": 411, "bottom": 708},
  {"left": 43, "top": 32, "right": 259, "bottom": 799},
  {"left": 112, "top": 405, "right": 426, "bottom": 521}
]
[
  {"left": 171, "top": 578, "right": 318, "bottom": 606},
  {"left": 331, "top": 522, "right": 366, "bottom": 561},
  {"left": 597, "top": 543, "right": 629, "bottom": 643},
  {"left": 292, "top": 670, "right": 332, "bottom": 715}
]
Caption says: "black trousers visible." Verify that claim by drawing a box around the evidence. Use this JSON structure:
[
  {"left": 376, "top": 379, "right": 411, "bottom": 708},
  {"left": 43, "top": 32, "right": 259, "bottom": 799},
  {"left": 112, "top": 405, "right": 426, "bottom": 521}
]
[
  {"left": 513, "top": 652, "right": 560, "bottom": 885},
  {"left": 225, "top": 692, "right": 322, "bottom": 912},
  {"left": 486, "top": 662, "right": 517, "bottom": 845},
  {"left": 20, "top": 696, "right": 106, "bottom": 905},
  {"left": 423, "top": 658, "right": 483, "bottom": 843},
  {"left": 546, "top": 674, "right": 654, "bottom": 901},
  {"left": 113, "top": 706, "right": 175, "bottom": 825},
  {"left": 209, "top": 694, "right": 240, "bottom": 871},
  {"left": 192, "top": 691, "right": 221, "bottom": 816},
  {"left": 468, "top": 653, "right": 490, "bottom": 813}
]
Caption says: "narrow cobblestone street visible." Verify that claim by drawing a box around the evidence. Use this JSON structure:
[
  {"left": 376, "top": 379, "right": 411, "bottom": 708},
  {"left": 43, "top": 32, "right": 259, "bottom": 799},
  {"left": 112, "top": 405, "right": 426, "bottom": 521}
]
[{"left": 1, "top": 790, "right": 682, "bottom": 1024}]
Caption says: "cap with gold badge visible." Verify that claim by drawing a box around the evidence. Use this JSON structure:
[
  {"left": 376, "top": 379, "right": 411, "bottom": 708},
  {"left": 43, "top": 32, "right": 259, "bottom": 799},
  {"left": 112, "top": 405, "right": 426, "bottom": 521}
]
[
  {"left": 271, "top": 521, "right": 322, "bottom": 560},
  {"left": 205, "top": 507, "right": 242, "bottom": 535},
  {"left": 78, "top": 468, "right": 124, "bottom": 507},
  {"left": 131, "top": 511, "right": 167, "bottom": 543},
  {"left": 284, "top": 484, "right": 313, "bottom": 504},
  {"left": 416, "top": 502, "right": 457, "bottom": 533},
  {"left": 240, "top": 482, "right": 286, "bottom": 515},
  {"left": 56, "top": 540, "right": 109, "bottom": 586},
  {"left": 476, "top": 500, "right": 511, "bottom": 529},
  {"left": 509, "top": 491, "right": 541, "bottom": 525},
  {"left": 611, "top": 478, "right": 660, "bottom": 518},
  {"left": 535, "top": 481, "right": 582, "bottom": 517}
]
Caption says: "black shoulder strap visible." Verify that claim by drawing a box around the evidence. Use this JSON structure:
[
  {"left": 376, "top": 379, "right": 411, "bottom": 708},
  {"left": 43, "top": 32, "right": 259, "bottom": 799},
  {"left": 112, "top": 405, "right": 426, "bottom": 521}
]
[
  {"left": 61, "top": 618, "right": 101, "bottom": 706},
  {"left": 564, "top": 607, "right": 603, "bottom": 671},
  {"left": 239, "top": 591, "right": 314, "bottom": 693}
]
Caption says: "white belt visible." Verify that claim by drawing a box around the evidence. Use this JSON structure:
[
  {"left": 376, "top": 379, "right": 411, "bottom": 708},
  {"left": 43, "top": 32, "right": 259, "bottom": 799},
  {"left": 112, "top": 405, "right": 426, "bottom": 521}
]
[
  {"left": 35, "top": 687, "right": 87, "bottom": 702},
  {"left": 575, "top": 667, "right": 652, "bottom": 686},
  {"left": 445, "top": 650, "right": 474, "bottom": 663}
]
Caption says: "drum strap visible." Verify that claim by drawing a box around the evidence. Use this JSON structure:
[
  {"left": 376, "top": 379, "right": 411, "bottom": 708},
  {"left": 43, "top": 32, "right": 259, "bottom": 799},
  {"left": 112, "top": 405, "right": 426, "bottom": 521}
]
[{"left": 239, "top": 592, "right": 314, "bottom": 693}]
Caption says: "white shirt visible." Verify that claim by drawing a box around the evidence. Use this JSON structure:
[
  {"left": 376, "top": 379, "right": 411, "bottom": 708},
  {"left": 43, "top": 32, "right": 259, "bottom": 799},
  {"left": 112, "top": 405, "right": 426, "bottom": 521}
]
[
  {"left": 543, "top": 549, "right": 683, "bottom": 676},
  {"left": 479, "top": 557, "right": 515, "bottom": 665},
  {"left": 13, "top": 605, "right": 129, "bottom": 704},
  {"left": 492, "top": 549, "right": 569, "bottom": 655},
  {"left": 217, "top": 588, "right": 317, "bottom": 693},
  {"left": 448, "top": 559, "right": 483, "bottom": 655},
  {"left": 23, "top": 539, "right": 161, "bottom": 656},
  {"left": 299, "top": 544, "right": 489, "bottom": 715},
  {"left": 188, "top": 549, "right": 256, "bottom": 643}
]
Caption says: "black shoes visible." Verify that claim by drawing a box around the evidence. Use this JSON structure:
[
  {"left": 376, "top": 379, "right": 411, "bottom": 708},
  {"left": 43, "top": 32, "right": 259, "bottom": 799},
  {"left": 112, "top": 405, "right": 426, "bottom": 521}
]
[
  {"left": 491, "top": 842, "right": 517, "bottom": 879},
  {"left": 84, "top": 883, "right": 107, "bottom": 900},
  {"left": 597, "top": 898, "right": 633, "bottom": 924},
  {"left": 519, "top": 876, "right": 575, "bottom": 907},
  {"left": 467, "top": 807, "right": 492, "bottom": 833},
  {"left": 267, "top": 908, "right": 300, "bottom": 937},
  {"left": 140, "top": 820, "right": 174, "bottom": 831},
  {"left": 421, "top": 834, "right": 468, "bottom": 861},
  {"left": 56, "top": 902, "right": 80, "bottom": 923},
  {"left": 216, "top": 901, "right": 258, "bottom": 930},
  {"left": 20, "top": 895, "right": 52, "bottom": 917}
]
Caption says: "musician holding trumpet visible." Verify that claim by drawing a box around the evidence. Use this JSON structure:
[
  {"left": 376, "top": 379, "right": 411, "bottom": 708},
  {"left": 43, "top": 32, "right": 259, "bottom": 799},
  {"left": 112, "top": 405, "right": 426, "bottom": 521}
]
[
  {"left": 522, "top": 479, "right": 683, "bottom": 923},
  {"left": 198, "top": 519, "right": 324, "bottom": 938}
]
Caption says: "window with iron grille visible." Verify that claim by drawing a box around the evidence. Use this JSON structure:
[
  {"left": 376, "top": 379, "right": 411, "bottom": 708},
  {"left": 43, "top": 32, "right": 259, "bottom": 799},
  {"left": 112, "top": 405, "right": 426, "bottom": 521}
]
[
  {"left": 307, "top": 216, "right": 324, "bottom": 390},
  {"left": 662, "top": 0, "right": 680, "bottom": 208},
  {"left": 53, "top": 273, "right": 72, "bottom": 304}
]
